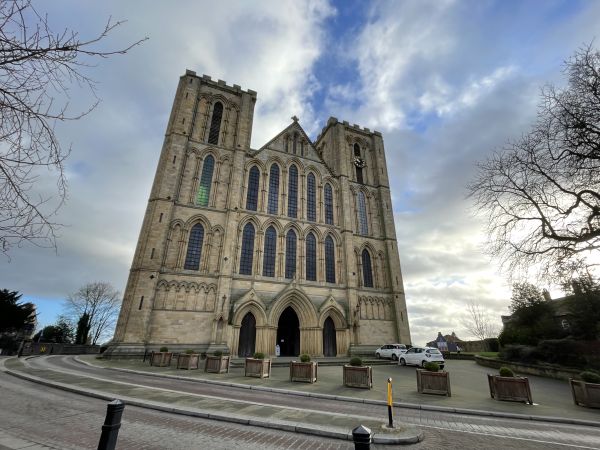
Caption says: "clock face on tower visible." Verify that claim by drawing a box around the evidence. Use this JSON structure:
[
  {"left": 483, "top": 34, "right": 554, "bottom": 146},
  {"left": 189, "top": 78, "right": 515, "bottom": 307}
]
[{"left": 353, "top": 156, "right": 366, "bottom": 168}]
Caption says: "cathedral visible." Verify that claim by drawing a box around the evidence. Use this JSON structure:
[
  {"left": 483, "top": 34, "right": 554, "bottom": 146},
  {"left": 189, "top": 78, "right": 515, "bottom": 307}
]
[{"left": 107, "top": 71, "right": 411, "bottom": 358}]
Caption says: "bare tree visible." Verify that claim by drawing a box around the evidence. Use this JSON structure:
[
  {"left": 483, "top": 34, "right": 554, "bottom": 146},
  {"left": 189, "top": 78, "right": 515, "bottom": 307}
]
[
  {"left": 64, "top": 282, "right": 121, "bottom": 345},
  {"left": 0, "top": 0, "right": 146, "bottom": 255},
  {"left": 468, "top": 43, "right": 600, "bottom": 283},
  {"left": 461, "top": 301, "right": 498, "bottom": 343}
]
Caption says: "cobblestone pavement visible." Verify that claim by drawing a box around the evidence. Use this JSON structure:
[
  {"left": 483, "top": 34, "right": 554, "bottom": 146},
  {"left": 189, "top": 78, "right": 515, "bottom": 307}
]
[
  {"left": 0, "top": 370, "right": 590, "bottom": 450},
  {"left": 33, "top": 355, "right": 600, "bottom": 448}
]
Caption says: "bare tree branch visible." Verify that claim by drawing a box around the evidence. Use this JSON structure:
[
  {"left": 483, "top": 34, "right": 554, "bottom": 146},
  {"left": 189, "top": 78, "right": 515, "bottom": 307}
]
[
  {"left": 461, "top": 301, "right": 498, "bottom": 342},
  {"left": 0, "top": 0, "right": 147, "bottom": 255},
  {"left": 64, "top": 281, "right": 121, "bottom": 345},
  {"left": 468, "top": 43, "right": 600, "bottom": 283}
]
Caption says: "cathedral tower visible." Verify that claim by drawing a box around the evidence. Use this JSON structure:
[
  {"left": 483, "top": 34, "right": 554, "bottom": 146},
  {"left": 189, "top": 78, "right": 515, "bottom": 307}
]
[{"left": 107, "top": 72, "right": 411, "bottom": 358}]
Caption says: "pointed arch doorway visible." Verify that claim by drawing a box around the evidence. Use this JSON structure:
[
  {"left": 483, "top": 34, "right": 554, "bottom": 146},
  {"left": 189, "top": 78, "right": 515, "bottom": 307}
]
[
  {"left": 276, "top": 306, "right": 300, "bottom": 356},
  {"left": 323, "top": 317, "right": 337, "bottom": 356},
  {"left": 238, "top": 312, "right": 256, "bottom": 357}
]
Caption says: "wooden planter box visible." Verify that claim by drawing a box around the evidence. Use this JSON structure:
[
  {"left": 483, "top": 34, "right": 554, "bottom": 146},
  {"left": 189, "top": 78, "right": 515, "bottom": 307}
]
[
  {"left": 177, "top": 353, "right": 200, "bottom": 370},
  {"left": 343, "top": 365, "right": 372, "bottom": 389},
  {"left": 570, "top": 378, "right": 600, "bottom": 408},
  {"left": 204, "top": 355, "right": 230, "bottom": 373},
  {"left": 245, "top": 358, "right": 271, "bottom": 378},
  {"left": 416, "top": 369, "right": 451, "bottom": 396},
  {"left": 150, "top": 352, "right": 172, "bottom": 367},
  {"left": 487, "top": 374, "right": 533, "bottom": 404},
  {"left": 290, "top": 361, "right": 318, "bottom": 383}
]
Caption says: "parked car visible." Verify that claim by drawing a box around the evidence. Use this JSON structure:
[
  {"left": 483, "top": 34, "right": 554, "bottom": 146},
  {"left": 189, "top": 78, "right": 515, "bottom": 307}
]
[
  {"left": 375, "top": 344, "right": 407, "bottom": 361},
  {"left": 398, "top": 346, "right": 445, "bottom": 369}
]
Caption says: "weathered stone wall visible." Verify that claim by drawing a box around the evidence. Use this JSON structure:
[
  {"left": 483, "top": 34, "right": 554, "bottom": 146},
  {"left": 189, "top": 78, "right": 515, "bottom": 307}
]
[{"left": 109, "top": 72, "right": 412, "bottom": 358}]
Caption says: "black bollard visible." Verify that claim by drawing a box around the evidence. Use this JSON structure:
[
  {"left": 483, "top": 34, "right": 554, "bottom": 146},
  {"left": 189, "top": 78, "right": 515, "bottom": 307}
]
[
  {"left": 352, "top": 424, "right": 372, "bottom": 450},
  {"left": 97, "top": 399, "right": 125, "bottom": 450}
]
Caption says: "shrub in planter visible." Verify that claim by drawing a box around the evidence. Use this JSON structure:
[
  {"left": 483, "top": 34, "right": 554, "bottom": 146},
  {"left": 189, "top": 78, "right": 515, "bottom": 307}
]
[
  {"left": 417, "top": 362, "right": 450, "bottom": 396},
  {"left": 177, "top": 350, "right": 199, "bottom": 370},
  {"left": 423, "top": 362, "right": 440, "bottom": 372},
  {"left": 204, "top": 351, "right": 230, "bottom": 373},
  {"left": 349, "top": 357, "right": 363, "bottom": 367},
  {"left": 488, "top": 367, "right": 533, "bottom": 404},
  {"left": 570, "top": 370, "right": 600, "bottom": 408},
  {"left": 245, "top": 353, "right": 271, "bottom": 378},
  {"left": 151, "top": 347, "right": 173, "bottom": 367},
  {"left": 343, "top": 357, "right": 372, "bottom": 389},
  {"left": 290, "top": 355, "right": 317, "bottom": 383},
  {"left": 581, "top": 371, "right": 600, "bottom": 384}
]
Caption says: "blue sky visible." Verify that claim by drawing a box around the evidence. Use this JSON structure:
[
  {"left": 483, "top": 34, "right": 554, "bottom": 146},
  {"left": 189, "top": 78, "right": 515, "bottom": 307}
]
[{"left": 2, "top": 0, "right": 600, "bottom": 345}]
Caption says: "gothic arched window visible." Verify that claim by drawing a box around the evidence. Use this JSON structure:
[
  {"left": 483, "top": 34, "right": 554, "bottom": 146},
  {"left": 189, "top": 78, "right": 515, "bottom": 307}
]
[
  {"left": 262, "top": 226, "right": 277, "bottom": 277},
  {"left": 285, "top": 230, "right": 297, "bottom": 279},
  {"left": 184, "top": 223, "right": 204, "bottom": 270},
  {"left": 246, "top": 165, "right": 260, "bottom": 211},
  {"left": 354, "top": 143, "right": 361, "bottom": 157},
  {"left": 357, "top": 191, "right": 369, "bottom": 235},
  {"left": 362, "top": 249, "right": 373, "bottom": 288},
  {"left": 239, "top": 223, "right": 255, "bottom": 275},
  {"left": 287, "top": 164, "right": 298, "bottom": 218},
  {"left": 208, "top": 102, "right": 223, "bottom": 145},
  {"left": 324, "top": 183, "right": 334, "bottom": 225},
  {"left": 325, "top": 235, "right": 336, "bottom": 284},
  {"left": 307, "top": 173, "right": 316, "bottom": 222},
  {"left": 196, "top": 154, "right": 214, "bottom": 206},
  {"left": 305, "top": 232, "right": 317, "bottom": 281},
  {"left": 267, "top": 164, "right": 280, "bottom": 215}
]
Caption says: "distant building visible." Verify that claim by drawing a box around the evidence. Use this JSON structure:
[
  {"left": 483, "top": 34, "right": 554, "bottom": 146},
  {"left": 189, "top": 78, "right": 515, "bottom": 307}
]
[
  {"left": 427, "top": 331, "right": 462, "bottom": 352},
  {"left": 501, "top": 289, "right": 573, "bottom": 332}
]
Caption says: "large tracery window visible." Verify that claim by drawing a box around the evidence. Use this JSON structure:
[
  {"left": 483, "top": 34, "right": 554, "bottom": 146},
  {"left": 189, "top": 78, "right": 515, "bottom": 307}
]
[
  {"left": 307, "top": 173, "right": 316, "bottom": 222},
  {"left": 362, "top": 249, "right": 373, "bottom": 288},
  {"left": 305, "top": 232, "right": 317, "bottom": 281},
  {"left": 285, "top": 230, "right": 297, "bottom": 279},
  {"left": 325, "top": 235, "right": 336, "bottom": 284},
  {"left": 267, "top": 164, "right": 280, "bottom": 215},
  {"left": 357, "top": 191, "right": 369, "bottom": 235},
  {"left": 184, "top": 223, "right": 205, "bottom": 270},
  {"left": 324, "top": 183, "right": 334, "bottom": 225},
  {"left": 208, "top": 102, "right": 223, "bottom": 145},
  {"left": 196, "top": 155, "right": 214, "bottom": 206},
  {"left": 287, "top": 165, "right": 298, "bottom": 218},
  {"left": 239, "top": 223, "right": 255, "bottom": 275},
  {"left": 262, "top": 226, "right": 277, "bottom": 277},
  {"left": 246, "top": 166, "right": 260, "bottom": 211}
]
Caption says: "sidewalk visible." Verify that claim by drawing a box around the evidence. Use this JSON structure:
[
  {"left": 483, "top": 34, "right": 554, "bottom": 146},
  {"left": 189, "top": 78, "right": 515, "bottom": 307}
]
[
  {"left": 2, "top": 357, "right": 422, "bottom": 445},
  {"left": 84, "top": 355, "right": 600, "bottom": 424}
]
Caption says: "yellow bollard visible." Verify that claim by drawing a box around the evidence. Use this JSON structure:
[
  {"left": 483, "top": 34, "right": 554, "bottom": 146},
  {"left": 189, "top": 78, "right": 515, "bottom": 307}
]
[{"left": 387, "top": 377, "right": 394, "bottom": 428}]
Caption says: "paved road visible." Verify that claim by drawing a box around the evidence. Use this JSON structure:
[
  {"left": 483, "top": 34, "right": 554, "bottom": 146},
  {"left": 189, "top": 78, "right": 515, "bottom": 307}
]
[{"left": 3, "top": 356, "right": 600, "bottom": 449}]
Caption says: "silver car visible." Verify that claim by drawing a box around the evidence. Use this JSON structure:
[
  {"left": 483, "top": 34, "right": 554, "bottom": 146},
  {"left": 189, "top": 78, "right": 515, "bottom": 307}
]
[
  {"left": 398, "top": 346, "right": 445, "bottom": 369},
  {"left": 375, "top": 344, "right": 407, "bottom": 361}
]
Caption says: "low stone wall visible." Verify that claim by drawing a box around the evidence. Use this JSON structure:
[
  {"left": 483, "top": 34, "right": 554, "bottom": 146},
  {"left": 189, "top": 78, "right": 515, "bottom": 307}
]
[
  {"left": 475, "top": 355, "right": 580, "bottom": 381},
  {"left": 21, "top": 342, "right": 100, "bottom": 356}
]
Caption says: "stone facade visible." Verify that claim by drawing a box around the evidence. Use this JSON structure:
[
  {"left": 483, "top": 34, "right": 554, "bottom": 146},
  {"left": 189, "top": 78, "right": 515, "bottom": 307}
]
[{"left": 107, "top": 71, "right": 411, "bottom": 358}]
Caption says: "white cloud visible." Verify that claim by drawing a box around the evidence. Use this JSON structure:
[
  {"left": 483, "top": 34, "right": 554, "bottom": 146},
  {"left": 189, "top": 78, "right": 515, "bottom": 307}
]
[{"left": 5, "top": 0, "right": 600, "bottom": 345}]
